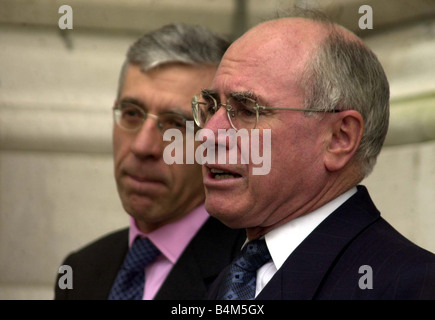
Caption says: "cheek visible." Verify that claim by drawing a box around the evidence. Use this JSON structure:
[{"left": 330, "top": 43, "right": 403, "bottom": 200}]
[
  {"left": 269, "top": 124, "right": 327, "bottom": 193},
  {"left": 171, "top": 164, "right": 204, "bottom": 191},
  {"left": 113, "top": 131, "right": 131, "bottom": 169},
  {"left": 263, "top": 126, "right": 311, "bottom": 189}
]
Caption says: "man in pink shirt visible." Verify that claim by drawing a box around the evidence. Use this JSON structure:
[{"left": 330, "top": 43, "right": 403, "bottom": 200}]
[{"left": 54, "top": 23, "right": 245, "bottom": 300}]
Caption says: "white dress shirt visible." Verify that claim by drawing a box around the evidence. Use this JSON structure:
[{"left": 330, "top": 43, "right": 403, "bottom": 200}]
[{"left": 255, "top": 187, "right": 357, "bottom": 297}]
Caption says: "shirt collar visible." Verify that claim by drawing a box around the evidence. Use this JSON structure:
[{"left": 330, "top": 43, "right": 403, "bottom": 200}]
[
  {"left": 265, "top": 187, "right": 357, "bottom": 270},
  {"left": 129, "top": 204, "right": 209, "bottom": 264}
]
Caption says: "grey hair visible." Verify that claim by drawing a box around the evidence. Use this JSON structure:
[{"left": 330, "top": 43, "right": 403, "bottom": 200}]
[
  {"left": 116, "top": 23, "right": 230, "bottom": 99},
  {"left": 301, "top": 28, "right": 390, "bottom": 178}
]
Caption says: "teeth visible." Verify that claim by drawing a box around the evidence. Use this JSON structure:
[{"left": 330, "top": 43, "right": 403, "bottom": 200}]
[
  {"left": 211, "top": 168, "right": 225, "bottom": 173},
  {"left": 215, "top": 174, "right": 235, "bottom": 179},
  {"left": 210, "top": 168, "right": 236, "bottom": 179}
]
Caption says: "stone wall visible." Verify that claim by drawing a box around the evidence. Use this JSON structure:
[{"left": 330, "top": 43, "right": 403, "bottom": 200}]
[{"left": 1, "top": 0, "right": 434, "bottom": 299}]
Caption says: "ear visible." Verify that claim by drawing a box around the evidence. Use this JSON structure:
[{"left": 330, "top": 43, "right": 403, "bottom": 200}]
[{"left": 324, "top": 110, "right": 364, "bottom": 172}]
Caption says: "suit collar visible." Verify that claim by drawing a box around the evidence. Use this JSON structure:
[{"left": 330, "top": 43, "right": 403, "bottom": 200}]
[{"left": 256, "top": 185, "right": 380, "bottom": 300}]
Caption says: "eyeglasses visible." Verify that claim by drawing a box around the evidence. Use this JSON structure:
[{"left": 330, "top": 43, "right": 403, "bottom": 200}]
[
  {"left": 191, "top": 90, "right": 340, "bottom": 130},
  {"left": 113, "top": 102, "right": 190, "bottom": 133}
]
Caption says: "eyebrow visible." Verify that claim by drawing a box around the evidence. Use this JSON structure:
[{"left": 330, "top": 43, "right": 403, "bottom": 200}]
[
  {"left": 230, "top": 90, "right": 257, "bottom": 101},
  {"left": 201, "top": 89, "right": 219, "bottom": 100},
  {"left": 201, "top": 89, "right": 258, "bottom": 101},
  {"left": 119, "top": 97, "right": 193, "bottom": 120},
  {"left": 119, "top": 97, "right": 145, "bottom": 108}
]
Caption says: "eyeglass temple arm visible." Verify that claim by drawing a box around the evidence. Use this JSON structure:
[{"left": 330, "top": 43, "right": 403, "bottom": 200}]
[{"left": 257, "top": 106, "right": 340, "bottom": 113}]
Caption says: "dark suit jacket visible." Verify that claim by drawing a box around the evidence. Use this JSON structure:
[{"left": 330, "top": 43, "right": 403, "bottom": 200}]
[
  {"left": 207, "top": 186, "right": 435, "bottom": 300},
  {"left": 55, "top": 217, "right": 245, "bottom": 300}
]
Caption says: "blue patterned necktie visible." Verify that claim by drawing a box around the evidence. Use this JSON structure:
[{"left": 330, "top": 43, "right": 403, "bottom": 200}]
[
  {"left": 108, "top": 237, "right": 160, "bottom": 300},
  {"left": 216, "top": 239, "right": 271, "bottom": 300}
]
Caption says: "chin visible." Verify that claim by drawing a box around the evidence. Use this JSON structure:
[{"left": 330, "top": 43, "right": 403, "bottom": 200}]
[
  {"left": 122, "top": 198, "right": 157, "bottom": 220},
  {"left": 205, "top": 200, "right": 250, "bottom": 230}
]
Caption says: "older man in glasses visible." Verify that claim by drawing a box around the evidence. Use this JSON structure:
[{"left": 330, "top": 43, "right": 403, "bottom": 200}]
[
  {"left": 55, "top": 23, "right": 245, "bottom": 300},
  {"left": 196, "top": 12, "right": 435, "bottom": 300}
]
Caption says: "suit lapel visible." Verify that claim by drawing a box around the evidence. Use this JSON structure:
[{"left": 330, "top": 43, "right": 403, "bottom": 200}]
[
  {"left": 154, "top": 247, "right": 207, "bottom": 299},
  {"left": 155, "top": 217, "right": 245, "bottom": 299},
  {"left": 256, "top": 186, "right": 380, "bottom": 300},
  {"left": 93, "top": 229, "right": 129, "bottom": 299},
  {"left": 64, "top": 228, "right": 129, "bottom": 300}
]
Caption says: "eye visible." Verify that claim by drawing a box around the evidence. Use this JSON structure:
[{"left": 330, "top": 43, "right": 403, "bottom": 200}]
[
  {"left": 119, "top": 103, "right": 143, "bottom": 121},
  {"left": 160, "top": 114, "right": 187, "bottom": 130},
  {"left": 123, "top": 108, "right": 140, "bottom": 119},
  {"left": 231, "top": 97, "right": 257, "bottom": 118},
  {"left": 168, "top": 118, "right": 185, "bottom": 128},
  {"left": 201, "top": 94, "right": 218, "bottom": 114}
]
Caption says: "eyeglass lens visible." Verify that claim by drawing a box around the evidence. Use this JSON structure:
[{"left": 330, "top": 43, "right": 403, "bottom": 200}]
[
  {"left": 194, "top": 94, "right": 259, "bottom": 130},
  {"left": 115, "top": 103, "right": 187, "bottom": 132}
]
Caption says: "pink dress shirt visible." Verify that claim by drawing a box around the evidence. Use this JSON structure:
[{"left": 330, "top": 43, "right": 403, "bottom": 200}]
[{"left": 128, "top": 204, "right": 209, "bottom": 300}]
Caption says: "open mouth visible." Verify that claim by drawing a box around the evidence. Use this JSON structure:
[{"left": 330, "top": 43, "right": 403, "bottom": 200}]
[{"left": 210, "top": 168, "right": 242, "bottom": 180}]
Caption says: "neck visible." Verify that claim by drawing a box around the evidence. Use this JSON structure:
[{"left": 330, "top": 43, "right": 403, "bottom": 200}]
[{"left": 246, "top": 171, "right": 360, "bottom": 241}]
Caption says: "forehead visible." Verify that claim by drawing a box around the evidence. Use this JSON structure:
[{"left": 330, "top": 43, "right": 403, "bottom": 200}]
[
  {"left": 121, "top": 63, "right": 217, "bottom": 112},
  {"left": 215, "top": 45, "right": 295, "bottom": 102},
  {"left": 212, "top": 19, "right": 322, "bottom": 100}
]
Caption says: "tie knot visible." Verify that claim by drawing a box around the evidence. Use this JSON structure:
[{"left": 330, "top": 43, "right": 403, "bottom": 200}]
[
  {"left": 235, "top": 239, "right": 271, "bottom": 272},
  {"left": 124, "top": 237, "right": 160, "bottom": 272}
]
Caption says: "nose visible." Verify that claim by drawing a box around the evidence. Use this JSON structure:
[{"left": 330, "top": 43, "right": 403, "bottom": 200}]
[
  {"left": 204, "top": 104, "right": 233, "bottom": 134},
  {"left": 130, "top": 114, "right": 163, "bottom": 159}
]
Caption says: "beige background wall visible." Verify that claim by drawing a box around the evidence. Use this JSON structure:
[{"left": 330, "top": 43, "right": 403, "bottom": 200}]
[{"left": 1, "top": 0, "right": 434, "bottom": 299}]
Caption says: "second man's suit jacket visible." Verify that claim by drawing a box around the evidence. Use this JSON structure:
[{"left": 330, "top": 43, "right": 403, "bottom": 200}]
[
  {"left": 207, "top": 186, "right": 435, "bottom": 300},
  {"left": 55, "top": 216, "right": 245, "bottom": 300}
]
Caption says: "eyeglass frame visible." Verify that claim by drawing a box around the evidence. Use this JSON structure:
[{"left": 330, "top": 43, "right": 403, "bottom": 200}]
[
  {"left": 113, "top": 101, "right": 193, "bottom": 133},
  {"left": 191, "top": 90, "right": 340, "bottom": 130}
]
